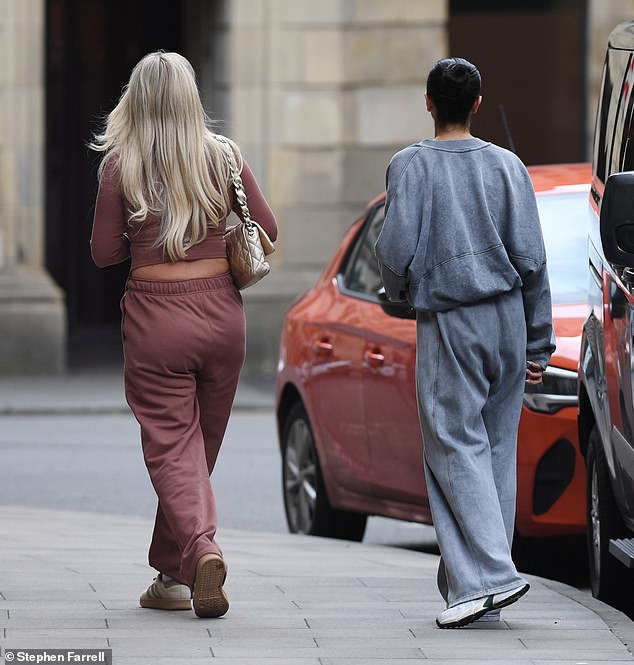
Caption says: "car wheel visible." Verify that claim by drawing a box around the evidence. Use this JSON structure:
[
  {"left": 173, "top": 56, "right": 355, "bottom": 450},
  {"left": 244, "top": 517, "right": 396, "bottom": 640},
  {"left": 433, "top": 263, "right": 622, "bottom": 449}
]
[
  {"left": 586, "top": 425, "right": 632, "bottom": 604},
  {"left": 282, "top": 401, "right": 367, "bottom": 541}
]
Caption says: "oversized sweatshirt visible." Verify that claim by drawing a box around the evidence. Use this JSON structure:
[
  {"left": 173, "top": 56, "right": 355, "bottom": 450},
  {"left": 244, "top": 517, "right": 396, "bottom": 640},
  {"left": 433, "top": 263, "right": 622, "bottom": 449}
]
[{"left": 375, "top": 137, "right": 555, "bottom": 368}]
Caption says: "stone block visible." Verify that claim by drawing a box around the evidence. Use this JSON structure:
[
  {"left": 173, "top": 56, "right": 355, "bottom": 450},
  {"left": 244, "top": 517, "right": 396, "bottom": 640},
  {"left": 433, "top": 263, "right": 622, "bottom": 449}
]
[
  {"left": 344, "top": 26, "right": 446, "bottom": 84},
  {"left": 17, "top": 144, "right": 43, "bottom": 208},
  {"left": 231, "top": 24, "right": 266, "bottom": 85},
  {"left": 14, "top": 25, "right": 42, "bottom": 87},
  {"left": 0, "top": 91, "right": 15, "bottom": 149},
  {"left": 0, "top": 267, "right": 66, "bottom": 374},
  {"left": 273, "top": 0, "right": 342, "bottom": 25},
  {"left": 346, "top": 0, "right": 447, "bottom": 24},
  {"left": 0, "top": 149, "right": 18, "bottom": 210},
  {"left": 278, "top": 91, "right": 343, "bottom": 146},
  {"left": 231, "top": 87, "right": 265, "bottom": 148},
  {"left": 351, "top": 85, "right": 432, "bottom": 146},
  {"left": 302, "top": 29, "right": 344, "bottom": 84},
  {"left": 281, "top": 204, "right": 358, "bottom": 269},
  {"left": 270, "top": 27, "right": 303, "bottom": 84},
  {"left": 0, "top": 24, "right": 16, "bottom": 87},
  {"left": 13, "top": 90, "right": 44, "bottom": 151},
  {"left": 269, "top": 147, "right": 344, "bottom": 205},
  {"left": 0, "top": 27, "right": 11, "bottom": 86},
  {"left": 17, "top": 206, "right": 43, "bottom": 268},
  {"left": 342, "top": 147, "right": 395, "bottom": 205},
  {"left": 230, "top": 0, "right": 266, "bottom": 26},
  {"left": 1, "top": 0, "right": 15, "bottom": 26}
]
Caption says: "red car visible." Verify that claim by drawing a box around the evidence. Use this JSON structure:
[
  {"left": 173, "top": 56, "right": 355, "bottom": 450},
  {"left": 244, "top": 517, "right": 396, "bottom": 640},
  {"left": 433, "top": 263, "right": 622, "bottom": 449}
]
[{"left": 276, "top": 163, "right": 590, "bottom": 542}]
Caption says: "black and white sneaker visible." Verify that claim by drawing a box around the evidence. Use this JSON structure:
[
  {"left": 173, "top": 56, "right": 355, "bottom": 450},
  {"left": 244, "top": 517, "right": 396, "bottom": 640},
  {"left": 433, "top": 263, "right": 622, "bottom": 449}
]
[{"left": 436, "top": 583, "right": 529, "bottom": 629}]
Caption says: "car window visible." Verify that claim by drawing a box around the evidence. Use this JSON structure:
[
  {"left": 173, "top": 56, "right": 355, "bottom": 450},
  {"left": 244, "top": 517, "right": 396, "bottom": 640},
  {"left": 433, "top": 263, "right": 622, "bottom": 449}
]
[
  {"left": 342, "top": 193, "right": 588, "bottom": 306},
  {"left": 616, "top": 55, "right": 634, "bottom": 173},
  {"left": 537, "top": 190, "right": 591, "bottom": 305},
  {"left": 594, "top": 49, "right": 633, "bottom": 188},
  {"left": 343, "top": 205, "right": 385, "bottom": 297}
]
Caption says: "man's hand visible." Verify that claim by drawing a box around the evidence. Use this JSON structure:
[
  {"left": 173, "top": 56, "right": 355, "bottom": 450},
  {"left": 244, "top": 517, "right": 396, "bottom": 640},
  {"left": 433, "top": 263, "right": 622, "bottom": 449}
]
[{"left": 526, "top": 361, "right": 544, "bottom": 385}]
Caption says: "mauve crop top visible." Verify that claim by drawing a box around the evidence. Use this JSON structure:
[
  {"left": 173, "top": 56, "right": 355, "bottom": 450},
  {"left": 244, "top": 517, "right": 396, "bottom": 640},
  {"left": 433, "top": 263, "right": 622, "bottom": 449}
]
[{"left": 91, "top": 153, "right": 278, "bottom": 270}]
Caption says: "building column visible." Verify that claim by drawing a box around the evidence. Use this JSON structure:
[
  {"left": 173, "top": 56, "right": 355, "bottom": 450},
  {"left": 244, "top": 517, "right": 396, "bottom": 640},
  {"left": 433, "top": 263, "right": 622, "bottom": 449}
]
[
  {"left": 0, "top": 0, "right": 65, "bottom": 374},
  {"left": 229, "top": 0, "right": 447, "bottom": 374}
]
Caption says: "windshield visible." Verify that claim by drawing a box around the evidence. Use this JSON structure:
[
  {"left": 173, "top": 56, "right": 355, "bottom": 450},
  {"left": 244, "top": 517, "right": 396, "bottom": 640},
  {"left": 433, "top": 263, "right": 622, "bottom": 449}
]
[{"left": 537, "top": 190, "right": 590, "bottom": 305}]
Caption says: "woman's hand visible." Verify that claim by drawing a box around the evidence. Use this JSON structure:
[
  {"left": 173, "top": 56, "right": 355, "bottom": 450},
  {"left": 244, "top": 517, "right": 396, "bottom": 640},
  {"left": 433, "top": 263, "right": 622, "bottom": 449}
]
[{"left": 526, "top": 361, "right": 544, "bottom": 385}]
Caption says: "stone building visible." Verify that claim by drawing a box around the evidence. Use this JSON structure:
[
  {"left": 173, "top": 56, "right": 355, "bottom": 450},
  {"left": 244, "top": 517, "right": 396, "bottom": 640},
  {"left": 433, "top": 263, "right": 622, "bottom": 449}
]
[{"left": 1, "top": 0, "right": 632, "bottom": 375}]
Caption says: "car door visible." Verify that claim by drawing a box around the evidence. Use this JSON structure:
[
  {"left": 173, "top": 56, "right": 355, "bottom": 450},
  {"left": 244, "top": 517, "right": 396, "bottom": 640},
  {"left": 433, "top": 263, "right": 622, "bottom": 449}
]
[
  {"left": 338, "top": 204, "right": 429, "bottom": 514},
  {"left": 305, "top": 269, "right": 372, "bottom": 496},
  {"left": 597, "top": 51, "right": 634, "bottom": 522}
]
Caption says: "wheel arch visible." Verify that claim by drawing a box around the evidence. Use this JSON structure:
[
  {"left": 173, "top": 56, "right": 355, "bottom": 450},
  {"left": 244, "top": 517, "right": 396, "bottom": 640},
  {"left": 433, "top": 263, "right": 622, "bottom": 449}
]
[
  {"left": 578, "top": 381, "right": 596, "bottom": 460},
  {"left": 276, "top": 382, "right": 303, "bottom": 452}
]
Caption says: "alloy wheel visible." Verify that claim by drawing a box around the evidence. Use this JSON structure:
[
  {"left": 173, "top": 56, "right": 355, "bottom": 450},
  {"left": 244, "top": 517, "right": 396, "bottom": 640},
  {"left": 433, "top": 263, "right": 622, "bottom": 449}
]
[{"left": 284, "top": 418, "right": 317, "bottom": 533}]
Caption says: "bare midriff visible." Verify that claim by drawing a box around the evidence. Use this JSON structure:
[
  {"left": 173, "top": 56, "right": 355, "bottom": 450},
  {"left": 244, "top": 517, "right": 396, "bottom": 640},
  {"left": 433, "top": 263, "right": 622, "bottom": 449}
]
[{"left": 131, "top": 257, "right": 230, "bottom": 281}]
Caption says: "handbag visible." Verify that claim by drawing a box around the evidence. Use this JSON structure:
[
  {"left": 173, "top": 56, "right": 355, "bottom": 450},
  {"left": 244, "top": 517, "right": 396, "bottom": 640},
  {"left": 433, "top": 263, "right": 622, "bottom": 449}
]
[{"left": 214, "top": 135, "right": 275, "bottom": 289}]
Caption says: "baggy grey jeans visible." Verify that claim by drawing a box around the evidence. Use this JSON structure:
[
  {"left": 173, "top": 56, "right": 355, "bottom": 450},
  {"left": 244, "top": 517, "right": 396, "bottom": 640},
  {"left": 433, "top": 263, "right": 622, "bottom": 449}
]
[{"left": 416, "top": 288, "right": 528, "bottom": 608}]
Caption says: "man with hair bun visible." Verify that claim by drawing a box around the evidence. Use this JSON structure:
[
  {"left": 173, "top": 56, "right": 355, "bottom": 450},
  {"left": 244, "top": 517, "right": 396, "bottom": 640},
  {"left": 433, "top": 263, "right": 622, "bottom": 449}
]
[{"left": 375, "top": 57, "right": 555, "bottom": 629}]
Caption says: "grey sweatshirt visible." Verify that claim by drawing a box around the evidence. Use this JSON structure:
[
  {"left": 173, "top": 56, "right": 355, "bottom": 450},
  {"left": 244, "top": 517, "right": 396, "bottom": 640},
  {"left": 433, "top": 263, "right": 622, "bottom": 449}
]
[{"left": 375, "top": 138, "right": 555, "bottom": 368}]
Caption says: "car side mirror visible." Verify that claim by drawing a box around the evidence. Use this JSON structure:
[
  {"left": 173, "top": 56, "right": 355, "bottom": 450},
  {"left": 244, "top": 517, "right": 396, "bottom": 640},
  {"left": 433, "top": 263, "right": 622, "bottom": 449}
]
[
  {"left": 600, "top": 171, "right": 634, "bottom": 266},
  {"left": 377, "top": 288, "right": 416, "bottom": 320}
]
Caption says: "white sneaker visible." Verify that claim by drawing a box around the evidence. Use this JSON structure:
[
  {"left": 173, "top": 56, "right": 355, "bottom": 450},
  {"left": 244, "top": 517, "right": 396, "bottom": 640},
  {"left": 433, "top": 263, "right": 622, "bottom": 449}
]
[
  {"left": 436, "top": 583, "right": 529, "bottom": 629},
  {"left": 140, "top": 573, "right": 192, "bottom": 610}
]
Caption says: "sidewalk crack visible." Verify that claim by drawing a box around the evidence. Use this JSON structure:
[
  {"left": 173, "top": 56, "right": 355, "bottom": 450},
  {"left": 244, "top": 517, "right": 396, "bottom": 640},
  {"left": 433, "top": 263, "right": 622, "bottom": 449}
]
[
  {"left": 313, "top": 637, "right": 319, "bottom": 648},
  {"left": 0, "top": 591, "right": 6, "bottom": 600},
  {"left": 409, "top": 628, "right": 417, "bottom": 639},
  {"left": 209, "top": 646, "right": 215, "bottom": 657},
  {"left": 88, "top": 583, "right": 97, "bottom": 593},
  {"left": 518, "top": 638, "right": 528, "bottom": 649},
  {"left": 104, "top": 619, "right": 109, "bottom": 629},
  {"left": 304, "top": 618, "right": 311, "bottom": 628}
]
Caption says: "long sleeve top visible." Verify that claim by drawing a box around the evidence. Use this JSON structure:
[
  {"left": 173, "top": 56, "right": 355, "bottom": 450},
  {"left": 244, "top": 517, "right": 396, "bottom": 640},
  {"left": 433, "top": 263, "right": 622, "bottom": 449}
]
[
  {"left": 375, "top": 137, "right": 555, "bottom": 368},
  {"left": 91, "top": 153, "right": 277, "bottom": 270}
]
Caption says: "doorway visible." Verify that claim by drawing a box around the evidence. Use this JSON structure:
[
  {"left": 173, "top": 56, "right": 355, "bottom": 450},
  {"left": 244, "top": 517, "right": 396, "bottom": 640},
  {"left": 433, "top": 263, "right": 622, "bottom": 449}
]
[{"left": 450, "top": 0, "right": 587, "bottom": 165}]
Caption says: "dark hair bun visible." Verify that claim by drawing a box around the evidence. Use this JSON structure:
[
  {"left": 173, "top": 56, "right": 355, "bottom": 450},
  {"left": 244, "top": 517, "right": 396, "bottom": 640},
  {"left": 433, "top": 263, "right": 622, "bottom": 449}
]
[{"left": 426, "top": 58, "right": 481, "bottom": 125}]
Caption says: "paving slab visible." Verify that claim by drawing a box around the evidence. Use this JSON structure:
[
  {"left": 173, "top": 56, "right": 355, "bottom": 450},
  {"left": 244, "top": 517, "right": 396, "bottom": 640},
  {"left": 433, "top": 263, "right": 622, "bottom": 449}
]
[{"left": 0, "top": 506, "right": 631, "bottom": 664}]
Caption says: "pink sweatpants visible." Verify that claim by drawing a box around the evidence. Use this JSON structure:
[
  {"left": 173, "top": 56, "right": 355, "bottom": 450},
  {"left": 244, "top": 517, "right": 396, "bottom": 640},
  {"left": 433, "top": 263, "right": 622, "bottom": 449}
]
[{"left": 121, "top": 273, "right": 245, "bottom": 588}]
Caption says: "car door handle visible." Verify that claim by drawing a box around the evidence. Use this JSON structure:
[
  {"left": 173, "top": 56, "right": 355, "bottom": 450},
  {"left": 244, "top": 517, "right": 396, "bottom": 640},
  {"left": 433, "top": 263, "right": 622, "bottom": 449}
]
[
  {"left": 313, "top": 339, "right": 334, "bottom": 356},
  {"left": 363, "top": 349, "right": 384, "bottom": 368}
]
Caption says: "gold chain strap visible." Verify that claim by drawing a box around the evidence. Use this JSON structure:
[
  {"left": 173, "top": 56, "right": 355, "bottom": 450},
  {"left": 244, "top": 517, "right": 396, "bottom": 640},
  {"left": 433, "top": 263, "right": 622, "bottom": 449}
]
[{"left": 214, "top": 135, "right": 254, "bottom": 230}]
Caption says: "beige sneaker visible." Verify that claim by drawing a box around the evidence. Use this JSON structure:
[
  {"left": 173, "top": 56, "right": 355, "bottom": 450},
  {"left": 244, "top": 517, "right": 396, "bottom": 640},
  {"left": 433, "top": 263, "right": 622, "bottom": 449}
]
[
  {"left": 140, "top": 574, "right": 192, "bottom": 611},
  {"left": 192, "top": 554, "right": 229, "bottom": 618}
]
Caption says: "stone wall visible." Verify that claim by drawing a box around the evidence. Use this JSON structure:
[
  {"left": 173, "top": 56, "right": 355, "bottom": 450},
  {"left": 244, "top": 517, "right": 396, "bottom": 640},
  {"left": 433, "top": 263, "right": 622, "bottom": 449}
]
[
  {"left": 0, "top": 0, "right": 65, "bottom": 374},
  {"left": 229, "top": 0, "right": 447, "bottom": 374}
]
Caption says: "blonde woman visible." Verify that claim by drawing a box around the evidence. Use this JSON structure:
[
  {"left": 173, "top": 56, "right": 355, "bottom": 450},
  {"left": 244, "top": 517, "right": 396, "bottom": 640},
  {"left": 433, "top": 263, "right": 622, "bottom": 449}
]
[{"left": 90, "top": 51, "right": 277, "bottom": 618}]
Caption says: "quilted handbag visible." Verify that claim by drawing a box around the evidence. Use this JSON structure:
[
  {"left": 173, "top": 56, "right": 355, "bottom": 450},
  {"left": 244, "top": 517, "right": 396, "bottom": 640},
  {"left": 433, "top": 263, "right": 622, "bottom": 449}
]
[{"left": 215, "top": 135, "right": 275, "bottom": 289}]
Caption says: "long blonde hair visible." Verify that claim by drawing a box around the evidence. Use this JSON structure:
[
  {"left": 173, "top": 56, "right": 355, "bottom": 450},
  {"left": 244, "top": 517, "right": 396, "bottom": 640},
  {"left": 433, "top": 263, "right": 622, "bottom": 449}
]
[{"left": 90, "top": 51, "right": 242, "bottom": 261}]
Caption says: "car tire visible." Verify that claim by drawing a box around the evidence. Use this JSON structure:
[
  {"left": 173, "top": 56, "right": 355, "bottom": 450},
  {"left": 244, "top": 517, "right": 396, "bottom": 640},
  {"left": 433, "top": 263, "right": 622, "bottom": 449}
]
[
  {"left": 282, "top": 401, "right": 367, "bottom": 542},
  {"left": 586, "top": 425, "right": 632, "bottom": 604}
]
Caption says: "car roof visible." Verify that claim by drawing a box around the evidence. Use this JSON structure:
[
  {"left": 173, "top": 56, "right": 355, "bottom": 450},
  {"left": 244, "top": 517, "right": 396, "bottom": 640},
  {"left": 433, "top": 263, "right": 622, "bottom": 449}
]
[{"left": 365, "top": 162, "right": 591, "bottom": 209}]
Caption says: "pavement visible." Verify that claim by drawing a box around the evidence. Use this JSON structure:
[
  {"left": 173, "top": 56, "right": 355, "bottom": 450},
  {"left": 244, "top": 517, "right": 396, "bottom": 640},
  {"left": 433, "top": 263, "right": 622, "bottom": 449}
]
[{"left": 0, "top": 368, "right": 633, "bottom": 664}]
